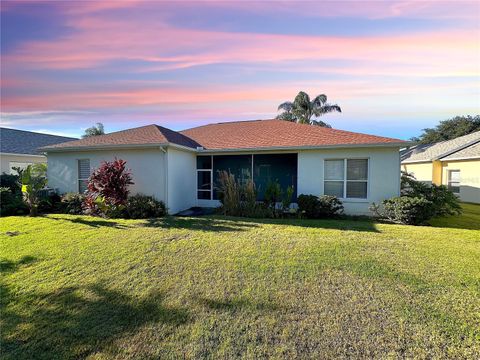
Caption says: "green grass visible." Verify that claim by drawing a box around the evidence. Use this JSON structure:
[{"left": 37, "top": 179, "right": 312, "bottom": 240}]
[{"left": 1, "top": 205, "right": 479, "bottom": 359}]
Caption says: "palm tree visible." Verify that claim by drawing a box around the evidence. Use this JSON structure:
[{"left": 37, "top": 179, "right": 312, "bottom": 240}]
[{"left": 277, "top": 91, "right": 341, "bottom": 128}]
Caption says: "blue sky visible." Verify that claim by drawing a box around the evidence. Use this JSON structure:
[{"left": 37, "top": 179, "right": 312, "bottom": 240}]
[{"left": 1, "top": 0, "right": 479, "bottom": 139}]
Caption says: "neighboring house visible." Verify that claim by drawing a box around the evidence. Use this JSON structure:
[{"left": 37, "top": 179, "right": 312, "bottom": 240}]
[
  {"left": 42, "top": 119, "right": 406, "bottom": 215},
  {"left": 401, "top": 131, "right": 480, "bottom": 204},
  {"left": 0, "top": 127, "right": 77, "bottom": 174}
]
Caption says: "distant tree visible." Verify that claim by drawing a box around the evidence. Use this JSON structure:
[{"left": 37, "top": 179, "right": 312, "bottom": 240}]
[
  {"left": 82, "top": 123, "right": 105, "bottom": 138},
  {"left": 411, "top": 115, "right": 480, "bottom": 144},
  {"left": 277, "top": 91, "right": 341, "bottom": 127}
]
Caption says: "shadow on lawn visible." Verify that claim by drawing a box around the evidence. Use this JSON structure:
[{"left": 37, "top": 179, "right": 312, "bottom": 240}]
[
  {"left": 1, "top": 282, "right": 190, "bottom": 360},
  {"left": 0, "top": 255, "right": 37, "bottom": 274},
  {"left": 143, "top": 217, "right": 260, "bottom": 232},
  {"left": 49, "top": 216, "right": 131, "bottom": 229},
  {"left": 221, "top": 216, "right": 380, "bottom": 233}
]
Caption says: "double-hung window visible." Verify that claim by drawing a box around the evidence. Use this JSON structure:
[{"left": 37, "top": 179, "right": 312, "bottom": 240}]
[
  {"left": 447, "top": 170, "right": 460, "bottom": 194},
  {"left": 78, "top": 159, "right": 91, "bottom": 193},
  {"left": 197, "top": 156, "right": 213, "bottom": 200},
  {"left": 324, "top": 159, "right": 368, "bottom": 199}
]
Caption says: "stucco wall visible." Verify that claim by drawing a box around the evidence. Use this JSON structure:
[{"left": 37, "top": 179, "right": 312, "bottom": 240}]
[
  {"left": 167, "top": 148, "right": 197, "bottom": 214},
  {"left": 297, "top": 147, "right": 401, "bottom": 215},
  {"left": 47, "top": 148, "right": 167, "bottom": 204},
  {"left": 0, "top": 153, "right": 46, "bottom": 174},
  {"left": 441, "top": 159, "right": 480, "bottom": 204},
  {"left": 401, "top": 162, "right": 433, "bottom": 184}
]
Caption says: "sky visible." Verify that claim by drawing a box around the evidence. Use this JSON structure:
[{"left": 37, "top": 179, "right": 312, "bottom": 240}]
[{"left": 1, "top": 0, "right": 479, "bottom": 140}]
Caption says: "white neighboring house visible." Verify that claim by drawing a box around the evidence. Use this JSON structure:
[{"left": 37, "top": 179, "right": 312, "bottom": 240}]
[
  {"left": 0, "top": 127, "right": 77, "bottom": 175},
  {"left": 42, "top": 120, "right": 406, "bottom": 215}
]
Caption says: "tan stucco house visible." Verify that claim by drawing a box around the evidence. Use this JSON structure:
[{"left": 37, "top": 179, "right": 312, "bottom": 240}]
[{"left": 401, "top": 131, "right": 480, "bottom": 204}]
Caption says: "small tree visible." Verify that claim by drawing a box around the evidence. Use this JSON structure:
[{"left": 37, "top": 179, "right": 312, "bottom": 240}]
[
  {"left": 82, "top": 123, "right": 105, "bottom": 138},
  {"left": 20, "top": 164, "right": 48, "bottom": 216},
  {"left": 83, "top": 159, "right": 134, "bottom": 217}
]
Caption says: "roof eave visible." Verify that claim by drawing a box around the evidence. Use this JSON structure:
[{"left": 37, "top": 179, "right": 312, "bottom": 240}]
[{"left": 198, "top": 142, "right": 407, "bottom": 153}]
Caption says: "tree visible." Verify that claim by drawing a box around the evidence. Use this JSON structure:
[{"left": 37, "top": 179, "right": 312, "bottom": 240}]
[
  {"left": 411, "top": 115, "right": 480, "bottom": 144},
  {"left": 20, "top": 163, "right": 48, "bottom": 216},
  {"left": 82, "top": 123, "right": 105, "bottom": 138},
  {"left": 277, "top": 91, "right": 341, "bottom": 127}
]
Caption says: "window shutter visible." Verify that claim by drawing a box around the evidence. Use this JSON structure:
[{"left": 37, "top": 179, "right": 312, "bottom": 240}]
[{"left": 78, "top": 159, "right": 90, "bottom": 179}]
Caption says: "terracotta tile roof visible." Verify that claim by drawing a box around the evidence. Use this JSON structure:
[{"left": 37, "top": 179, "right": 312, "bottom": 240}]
[
  {"left": 181, "top": 119, "right": 405, "bottom": 150},
  {"left": 42, "top": 124, "right": 200, "bottom": 150},
  {"left": 42, "top": 120, "right": 405, "bottom": 152},
  {"left": 401, "top": 131, "right": 480, "bottom": 163}
]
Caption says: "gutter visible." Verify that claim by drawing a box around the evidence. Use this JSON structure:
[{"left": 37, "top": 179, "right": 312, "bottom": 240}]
[
  {"left": 0, "top": 152, "right": 46, "bottom": 158},
  {"left": 197, "top": 142, "right": 408, "bottom": 154},
  {"left": 41, "top": 142, "right": 197, "bottom": 153}
]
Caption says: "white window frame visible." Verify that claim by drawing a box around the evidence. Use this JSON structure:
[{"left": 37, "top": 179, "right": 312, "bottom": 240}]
[
  {"left": 78, "top": 159, "right": 91, "bottom": 193},
  {"left": 447, "top": 169, "right": 461, "bottom": 194},
  {"left": 197, "top": 155, "right": 213, "bottom": 200},
  {"left": 324, "top": 158, "right": 369, "bottom": 200}
]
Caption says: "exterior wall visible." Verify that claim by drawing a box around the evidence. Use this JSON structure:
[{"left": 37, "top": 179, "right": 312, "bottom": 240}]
[
  {"left": 166, "top": 148, "right": 197, "bottom": 214},
  {"left": 441, "top": 159, "right": 480, "bottom": 204},
  {"left": 0, "top": 153, "right": 46, "bottom": 174},
  {"left": 47, "top": 148, "right": 167, "bottom": 205},
  {"left": 401, "top": 162, "right": 433, "bottom": 184},
  {"left": 298, "top": 147, "right": 401, "bottom": 215},
  {"left": 197, "top": 147, "right": 401, "bottom": 216}
]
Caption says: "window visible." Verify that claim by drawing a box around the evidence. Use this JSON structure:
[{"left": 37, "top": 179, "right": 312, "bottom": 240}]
[
  {"left": 448, "top": 170, "right": 460, "bottom": 194},
  {"left": 197, "top": 156, "right": 212, "bottom": 200},
  {"left": 324, "top": 159, "right": 368, "bottom": 199},
  {"left": 78, "top": 159, "right": 90, "bottom": 193}
]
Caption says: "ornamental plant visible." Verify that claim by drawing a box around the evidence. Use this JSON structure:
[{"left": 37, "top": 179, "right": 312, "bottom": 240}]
[
  {"left": 20, "top": 164, "right": 48, "bottom": 217},
  {"left": 83, "top": 158, "right": 134, "bottom": 218}
]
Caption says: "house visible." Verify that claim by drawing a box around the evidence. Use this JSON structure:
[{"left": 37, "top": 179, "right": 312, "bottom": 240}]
[
  {"left": 0, "top": 127, "right": 77, "bottom": 174},
  {"left": 401, "top": 131, "right": 480, "bottom": 204},
  {"left": 42, "top": 119, "right": 406, "bottom": 215}
]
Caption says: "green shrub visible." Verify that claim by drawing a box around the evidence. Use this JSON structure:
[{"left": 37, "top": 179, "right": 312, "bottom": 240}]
[
  {"left": 282, "top": 185, "right": 295, "bottom": 212},
  {"left": 60, "top": 193, "right": 85, "bottom": 215},
  {"left": 264, "top": 181, "right": 282, "bottom": 211},
  {"left": 377, "top": 196, "right": 434, "bottom": 225},
  {"left": 297, "top": 194, "right": 344, "bottom": 218},
  {"left": 0, "top": 187, "right": 28, "bottom": 216},
  {"left": 125, "top": 194, "right": 167, "bottom": 219},
  {"left": 0, "top": 173, "right": 21, "bottom": 194},
  {"left": 38, "top": 193, "right": 62, "bottom": 214},
  {"left": 401, "top": 171, "right": 461, "bottom": 217}
]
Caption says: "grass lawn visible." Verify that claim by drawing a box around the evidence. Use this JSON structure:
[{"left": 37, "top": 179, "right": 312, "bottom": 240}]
[{"left": 1, "top": 205, "right": 479, "bottom": 359}]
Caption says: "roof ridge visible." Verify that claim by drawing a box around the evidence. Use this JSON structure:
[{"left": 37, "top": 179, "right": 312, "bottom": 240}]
[{"left": 437, "top": 137, "right": 480, "bottom": 160}]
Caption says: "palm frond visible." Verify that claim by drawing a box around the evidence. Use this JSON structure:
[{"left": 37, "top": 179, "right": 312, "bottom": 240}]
[
  {"left": 314, "top": 104, "right": 342, "bottom": 116},
  {"left": 311, "top": 120, "right": 332, "bottom": 128},
  {"left": 312, "top": 94, "right": 327, "bottom": 106},
  {"left": 277, "top": 101, "right": 293, "bottom": 111}
]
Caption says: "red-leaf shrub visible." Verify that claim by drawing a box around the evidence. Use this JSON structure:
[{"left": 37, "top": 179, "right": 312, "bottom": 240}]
[{"left": 83, "top": 158, "right": 134, "bottom": 217}]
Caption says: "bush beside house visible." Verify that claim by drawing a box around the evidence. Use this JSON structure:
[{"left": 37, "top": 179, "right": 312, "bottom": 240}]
[{"left": 370, "top": 171, "right": 462, "bottom": 225}]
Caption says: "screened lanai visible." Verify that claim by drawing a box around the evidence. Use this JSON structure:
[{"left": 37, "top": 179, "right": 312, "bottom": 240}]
[{"left": 196, "top": 154, "right": 298, "bottom": 201}]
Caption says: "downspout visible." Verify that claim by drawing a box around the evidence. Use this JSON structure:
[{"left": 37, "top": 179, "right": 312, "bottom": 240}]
[{"left": 160, "top": 146, "right": 168, "bottom": 213}]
